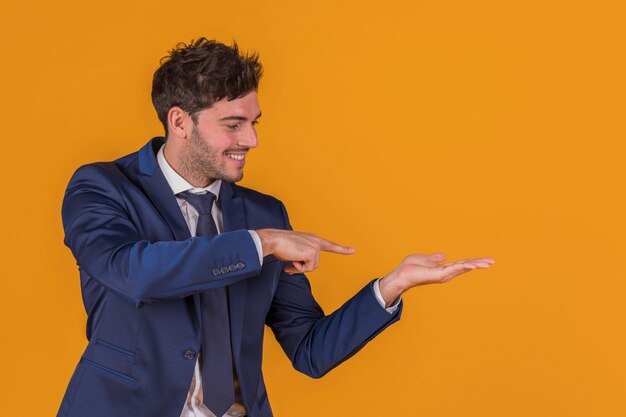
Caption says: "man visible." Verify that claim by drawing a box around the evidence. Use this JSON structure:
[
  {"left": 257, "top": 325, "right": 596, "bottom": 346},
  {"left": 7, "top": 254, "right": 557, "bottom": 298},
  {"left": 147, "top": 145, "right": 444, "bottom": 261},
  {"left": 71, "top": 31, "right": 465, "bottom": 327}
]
[{"left": 57, "top": 38, "right": 494, "bottom": 417}]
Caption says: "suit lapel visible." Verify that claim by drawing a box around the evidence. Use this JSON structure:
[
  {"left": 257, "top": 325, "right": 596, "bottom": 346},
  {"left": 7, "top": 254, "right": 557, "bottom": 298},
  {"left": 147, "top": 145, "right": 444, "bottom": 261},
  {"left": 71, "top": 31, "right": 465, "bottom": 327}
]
[
  {"left": 136, "top": 137, "right": 190, "bottom": 241},
  {"left": 220, "top": 181, "right": 249, "bottom": 359}
]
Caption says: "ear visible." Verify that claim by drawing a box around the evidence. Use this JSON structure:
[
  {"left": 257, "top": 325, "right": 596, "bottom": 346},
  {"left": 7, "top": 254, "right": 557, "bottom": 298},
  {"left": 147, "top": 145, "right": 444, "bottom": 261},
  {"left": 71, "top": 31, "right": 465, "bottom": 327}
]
[{"left": 167, "top": 107, "right": 192, "bottom": 140}]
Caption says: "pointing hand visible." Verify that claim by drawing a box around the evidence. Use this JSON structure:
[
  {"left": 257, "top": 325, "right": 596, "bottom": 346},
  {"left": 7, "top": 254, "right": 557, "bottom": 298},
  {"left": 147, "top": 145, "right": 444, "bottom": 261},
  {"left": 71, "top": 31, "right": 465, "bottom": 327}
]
[{"left": 256, "top": 228, "right": 355, "bottom": 274}]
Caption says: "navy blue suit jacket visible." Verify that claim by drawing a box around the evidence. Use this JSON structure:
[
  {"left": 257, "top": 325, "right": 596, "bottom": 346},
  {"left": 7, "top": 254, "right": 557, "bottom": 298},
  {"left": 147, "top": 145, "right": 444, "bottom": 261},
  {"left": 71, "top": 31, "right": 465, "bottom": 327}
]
[{"left": 57, "top": 137, "right": 402, "bottom": 417}]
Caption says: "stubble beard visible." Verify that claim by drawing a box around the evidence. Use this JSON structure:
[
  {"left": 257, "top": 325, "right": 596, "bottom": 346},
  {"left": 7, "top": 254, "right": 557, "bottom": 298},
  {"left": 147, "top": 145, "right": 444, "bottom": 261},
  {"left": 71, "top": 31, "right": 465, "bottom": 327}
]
[{"left": 179, "top": 125, "right": 244, "bottom": 186}]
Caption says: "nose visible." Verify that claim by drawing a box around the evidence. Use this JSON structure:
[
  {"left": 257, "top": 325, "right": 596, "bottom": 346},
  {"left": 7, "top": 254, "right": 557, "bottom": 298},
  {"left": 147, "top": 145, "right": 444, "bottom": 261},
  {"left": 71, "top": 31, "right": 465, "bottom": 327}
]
[{"left": 238, "top": 124, "right": 258, "bottom": 149}]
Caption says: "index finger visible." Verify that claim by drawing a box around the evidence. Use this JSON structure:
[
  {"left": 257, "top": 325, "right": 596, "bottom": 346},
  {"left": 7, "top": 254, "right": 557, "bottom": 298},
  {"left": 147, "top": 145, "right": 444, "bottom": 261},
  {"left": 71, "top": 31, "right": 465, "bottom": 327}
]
[{"left": 319, "top": 238, "right": 356, "bottom": 255}]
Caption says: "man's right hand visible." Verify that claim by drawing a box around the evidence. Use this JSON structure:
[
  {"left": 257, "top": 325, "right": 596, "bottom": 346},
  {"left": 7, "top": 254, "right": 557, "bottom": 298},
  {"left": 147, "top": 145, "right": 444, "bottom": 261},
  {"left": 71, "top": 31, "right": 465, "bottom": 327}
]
[{"left": 256, "top": 229, "right": 356, "bottom": 275}]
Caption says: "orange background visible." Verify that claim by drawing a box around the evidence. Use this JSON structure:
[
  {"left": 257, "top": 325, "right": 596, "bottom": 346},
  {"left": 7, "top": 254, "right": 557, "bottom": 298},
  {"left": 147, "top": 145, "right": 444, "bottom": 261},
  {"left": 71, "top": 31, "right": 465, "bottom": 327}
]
[{"left": 1, "top": 1, "right": 624, "bottom": 416}]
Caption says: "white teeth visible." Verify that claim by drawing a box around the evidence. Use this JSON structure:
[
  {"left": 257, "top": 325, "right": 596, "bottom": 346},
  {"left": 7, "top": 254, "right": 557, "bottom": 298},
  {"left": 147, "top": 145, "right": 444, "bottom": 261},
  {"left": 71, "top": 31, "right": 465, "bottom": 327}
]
[{"left": 226, "top": 153, "right": 244, "bottom": 161}]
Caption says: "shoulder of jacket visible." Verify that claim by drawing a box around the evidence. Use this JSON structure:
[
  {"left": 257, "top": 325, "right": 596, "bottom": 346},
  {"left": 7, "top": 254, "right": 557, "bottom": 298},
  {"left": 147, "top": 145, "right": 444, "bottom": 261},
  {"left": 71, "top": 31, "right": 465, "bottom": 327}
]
[
  {"left": 70, "top": 161, "right": 126, "bottom": 184},
  {"left": 70, "top": 145, "right": 141, "bottom": 183},
  {"left": 233, "top": 184, "right": 283, "bottom": 207}
]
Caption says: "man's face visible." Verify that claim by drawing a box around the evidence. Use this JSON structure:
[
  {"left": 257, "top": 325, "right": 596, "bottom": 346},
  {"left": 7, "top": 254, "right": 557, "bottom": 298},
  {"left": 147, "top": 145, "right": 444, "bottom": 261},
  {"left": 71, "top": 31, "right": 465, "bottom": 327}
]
[{"left": 180, "top": 90, "right": 261, "bottom": 184}]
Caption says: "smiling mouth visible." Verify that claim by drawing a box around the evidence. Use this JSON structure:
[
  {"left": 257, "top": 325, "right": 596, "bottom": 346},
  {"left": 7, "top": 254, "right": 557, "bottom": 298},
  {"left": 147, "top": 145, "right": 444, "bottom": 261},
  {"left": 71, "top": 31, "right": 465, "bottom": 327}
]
[{"left": 225, "top": 152, "right": 246, "bottom": 162}]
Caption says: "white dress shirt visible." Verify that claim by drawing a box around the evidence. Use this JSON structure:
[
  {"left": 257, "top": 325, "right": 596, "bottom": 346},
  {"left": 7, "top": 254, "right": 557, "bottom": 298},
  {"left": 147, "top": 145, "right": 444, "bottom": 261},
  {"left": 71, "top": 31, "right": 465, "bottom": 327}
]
[{"left": 156, "top": 144, "right": 399, "bottom": 417}]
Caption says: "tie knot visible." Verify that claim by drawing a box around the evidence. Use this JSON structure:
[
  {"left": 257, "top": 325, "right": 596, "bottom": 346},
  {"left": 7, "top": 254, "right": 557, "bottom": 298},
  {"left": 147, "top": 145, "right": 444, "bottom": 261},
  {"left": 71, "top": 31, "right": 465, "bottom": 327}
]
[{"left": 177, "top": 190, "right": 216, "bottom": 215}]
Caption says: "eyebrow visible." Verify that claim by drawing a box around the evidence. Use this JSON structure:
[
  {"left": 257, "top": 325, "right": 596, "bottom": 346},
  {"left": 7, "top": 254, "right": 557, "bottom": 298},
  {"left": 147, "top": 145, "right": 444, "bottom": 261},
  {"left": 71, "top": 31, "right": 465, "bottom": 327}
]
[{"left": 218, "top": 112, "right": 262, "bottom": 122}]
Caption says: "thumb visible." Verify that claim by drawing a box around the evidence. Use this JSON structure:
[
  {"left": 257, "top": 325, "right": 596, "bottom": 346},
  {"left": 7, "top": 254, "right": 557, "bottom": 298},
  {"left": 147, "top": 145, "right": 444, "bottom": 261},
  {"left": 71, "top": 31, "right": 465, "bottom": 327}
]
[
  {"left": 283, "top": 261, "right": 304, "bottom": 275},
  {"left": 429, "top": 252, "right": 446, "bottom": 262}
]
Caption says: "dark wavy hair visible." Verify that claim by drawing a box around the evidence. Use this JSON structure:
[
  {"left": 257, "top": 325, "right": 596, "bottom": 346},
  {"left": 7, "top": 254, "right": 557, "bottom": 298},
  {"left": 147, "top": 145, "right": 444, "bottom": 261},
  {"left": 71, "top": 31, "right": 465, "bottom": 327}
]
[{"left": 151, "top": 38, "right": 263, "bottom": 135}]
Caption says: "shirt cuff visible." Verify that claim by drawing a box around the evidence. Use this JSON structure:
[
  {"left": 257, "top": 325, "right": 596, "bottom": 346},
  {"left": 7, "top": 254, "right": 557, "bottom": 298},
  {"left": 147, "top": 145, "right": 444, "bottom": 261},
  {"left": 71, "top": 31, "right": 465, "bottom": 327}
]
[
  {"left": 373, "top": 278, "right": 401, "bottom": 314},
  {"left": 248, "top": 230, "right": 264, "bottom": 266}
]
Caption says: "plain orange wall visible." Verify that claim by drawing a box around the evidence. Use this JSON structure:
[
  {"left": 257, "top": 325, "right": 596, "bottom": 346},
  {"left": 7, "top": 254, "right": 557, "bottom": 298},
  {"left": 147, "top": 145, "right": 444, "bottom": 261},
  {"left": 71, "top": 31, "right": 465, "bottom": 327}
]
[{"left": 1, "top": 1, "right": 624, "bottom": 416}]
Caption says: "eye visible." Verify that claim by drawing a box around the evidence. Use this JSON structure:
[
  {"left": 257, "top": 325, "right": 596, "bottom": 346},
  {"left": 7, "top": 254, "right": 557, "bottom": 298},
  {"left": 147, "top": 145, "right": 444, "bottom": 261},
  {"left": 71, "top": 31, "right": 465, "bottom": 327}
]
[
  {"left": 252, "top": 120, "right": 260, "bottom": 126},
  {"left": 226, "top": 124, "right": 240, "bottom": 130}
]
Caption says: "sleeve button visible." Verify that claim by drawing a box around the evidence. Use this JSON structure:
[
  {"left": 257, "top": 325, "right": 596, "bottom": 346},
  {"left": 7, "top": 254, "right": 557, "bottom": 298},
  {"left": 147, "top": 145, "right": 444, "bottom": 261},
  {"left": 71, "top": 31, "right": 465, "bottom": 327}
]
[
  {"left": 220, "top": 266, "right": 230, "bottom": 274},
  {"left": 236, "top": 262, "right": 246, "bottom": 270},
  {"left": 212, "top": 268, "right": 221, "bottom": 276},
  {"left": 228, "top": 264, "right": 237, "bottom": 272}
]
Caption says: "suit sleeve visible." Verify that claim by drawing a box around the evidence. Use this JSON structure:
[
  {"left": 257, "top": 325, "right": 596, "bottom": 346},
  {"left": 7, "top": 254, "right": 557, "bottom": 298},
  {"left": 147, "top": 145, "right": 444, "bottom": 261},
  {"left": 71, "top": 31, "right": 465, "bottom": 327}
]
[
  {"left": 265, "top": 201, "right": 402, "bottom": 378},
  {"left": 62, "top": 164, "right": 262, "bottom": 307}
]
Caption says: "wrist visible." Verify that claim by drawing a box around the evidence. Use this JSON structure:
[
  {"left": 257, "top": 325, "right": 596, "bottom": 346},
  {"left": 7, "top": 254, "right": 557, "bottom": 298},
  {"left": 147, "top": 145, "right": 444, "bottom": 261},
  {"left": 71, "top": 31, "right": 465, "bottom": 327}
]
[
  {"left": 256, "top": 229, "right": 276, "bottom": 257},
  {"left": 378, "top": 273, "right": 405, "bottom": 308}
]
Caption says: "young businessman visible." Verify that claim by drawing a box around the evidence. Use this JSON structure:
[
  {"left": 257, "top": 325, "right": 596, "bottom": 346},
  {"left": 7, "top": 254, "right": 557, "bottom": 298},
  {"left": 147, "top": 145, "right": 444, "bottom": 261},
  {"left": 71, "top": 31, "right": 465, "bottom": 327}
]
[{"left": 57, "top": 38, "right": 494, "bottom": 417}]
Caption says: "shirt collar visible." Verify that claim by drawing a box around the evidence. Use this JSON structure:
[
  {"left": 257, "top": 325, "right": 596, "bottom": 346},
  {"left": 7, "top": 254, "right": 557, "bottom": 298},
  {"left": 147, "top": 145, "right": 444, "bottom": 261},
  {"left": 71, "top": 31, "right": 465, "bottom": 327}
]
[{"left": 156, "top": 143, "right": 221, "bottom": 199}]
